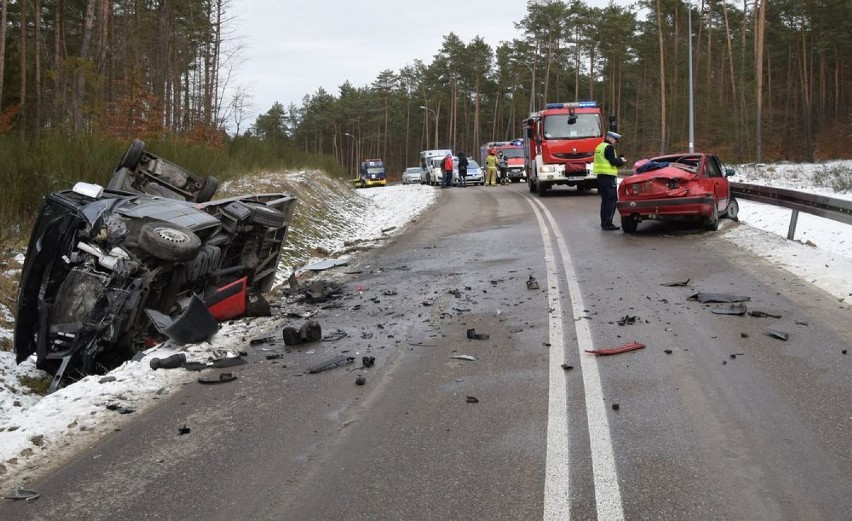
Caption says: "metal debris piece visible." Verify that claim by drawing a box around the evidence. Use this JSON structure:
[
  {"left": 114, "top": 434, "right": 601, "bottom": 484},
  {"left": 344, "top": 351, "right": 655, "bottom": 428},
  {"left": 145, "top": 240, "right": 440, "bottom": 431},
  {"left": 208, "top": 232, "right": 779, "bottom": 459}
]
[
  {"left": 617, "top": 315, "right": 638, "bottom": 325},
  {"left": 561, "top": 364, "right": 573, "bottom": 370},
  {"left": 299, "top": 320, "right": 322, "bottom": 343},
  {"left": 526, "top": 275, "right": 540, "bottom": 290},
  {"left": 362, "top": 356, "right": 375, "bottom": 367},
  {"left": 711, "top": 303, "right": 748, "bottom": 315},
  {"left": 688, "top": 293, "right": 751, "bottom": 303},
  {"left": 4, "top": 487, "right": 40, "bottom": 501},
  {"left": 198, "top": 372, "right": 237, "bottom": 384},
  {"left": 585, "top": 341, "right": 646, "bottom": 356},
  {"left": 307, "top": 355, "right": 355, "bottom": 374},
  {"left": 249, "top": 336, "right": 276, "bottom": 345},
  {"left": 748, "top": 311, "right": 782, "bottom": 318},
  {"left": 282, "top": 327, "right": 301, "bottom": 345},
  {"left": 764, "top": 328, "right": 789, "bottom": 341},
  {"left": 450, "top": 355, "right": 477, "bottom": 361},
  {"left": 466, "top": 328, "right": 489, "bottom": 340},
  {"left": 661, "top": 279, "right": 690, "bottom": 287},
  {"left": 178, "top": 425, "right": 191, "bottom": 435},
  {"left": 466, "top": 396, "right": 479, "bottom": 403}
]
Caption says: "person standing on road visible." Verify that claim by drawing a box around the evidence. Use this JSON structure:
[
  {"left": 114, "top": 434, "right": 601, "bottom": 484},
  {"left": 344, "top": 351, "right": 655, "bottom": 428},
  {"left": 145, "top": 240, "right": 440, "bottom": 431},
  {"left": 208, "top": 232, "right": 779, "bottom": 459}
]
[
  {"left": 457, "top": 152, "right": 469, "bottom": 187},
  {"left": 485, "top": 148, "right": 498, "bottom": 186},
  {"left": 593, "top": 131, "right": 626, "bottom": 230},
  {"left": 441, "top": 152, "right": 454, "bottom": 188}
]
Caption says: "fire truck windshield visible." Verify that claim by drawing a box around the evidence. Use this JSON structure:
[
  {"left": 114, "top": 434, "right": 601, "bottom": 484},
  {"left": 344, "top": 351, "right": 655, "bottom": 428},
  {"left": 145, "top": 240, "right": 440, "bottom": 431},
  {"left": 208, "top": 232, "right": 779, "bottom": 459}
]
[
  {"left": 499, "top": 148, "right": 524, "bottom": 158},
  {"left": 542, "top": 114, "right": 601, "bottom": 139}
]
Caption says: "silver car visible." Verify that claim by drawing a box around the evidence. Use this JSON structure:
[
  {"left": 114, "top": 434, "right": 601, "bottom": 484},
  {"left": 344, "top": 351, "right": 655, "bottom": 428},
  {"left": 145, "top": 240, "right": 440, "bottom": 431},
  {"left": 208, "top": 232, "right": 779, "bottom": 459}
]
[
  {"left": 402, "top": 167, "right": 422, "bottom": 185},
  {"left": 453, "top": 159, "right": 484, "bottom": 186}
]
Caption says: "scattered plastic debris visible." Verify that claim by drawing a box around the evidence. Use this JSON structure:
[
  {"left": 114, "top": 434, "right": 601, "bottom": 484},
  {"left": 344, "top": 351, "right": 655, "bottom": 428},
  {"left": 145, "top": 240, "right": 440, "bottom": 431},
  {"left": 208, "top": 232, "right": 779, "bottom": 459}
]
[
  {"left": 99, "top": 376, "right": 117, "bottom": 384},
  {"left": 466, "top": 328, "right": 489, "bottom": 340},
  {"left": 748, "top": 311, "right": 782, "bottom": 318},
  {"left": 198, "top": 372, "right": 237, "bottom": 384},
  {"left": 302, "top": 258, "right": 349, "bottom": 272},
  {"left": 664, "top": 349, "right": 673, "bottom": 354},
  {"left": 178, "top": 425, "right": 191, "bottom": 435},
  {"left": 308, "top": 355, "right": 355, "bottom": 374},
  {"left": 688, "top": 293, "right": 750, "bottom": 303},
  {"left": 4, "top": 487, "right": 40, "bottom": 501},
  {"left": 355, "top": 375, "right": 366, "bottom": 385},
  {"left": 450, "top": 355, "right": 477, "bottom": 361},
  {"left": 561, "top": 364, "right": 573, "bottom": 370},
  {"left": 585, "top": 342, "right": 646, "bottom": 356},
  {"left": 106, "top": 403, "right": 135, "bottom": 415},
  {"left": 617, "top": 315, "right": 638, "bottom": 325},
  {"left": 611, "top": 403, "right": 620, "bottom": 411},
  {"left": 249, "top": 336, "right": 276, "bottom": 345},
  {"left": 661, "top": 279, "right": 690, "bottom": 287},
  {"left": 711, "top": 303, "right": 748, "bottom": 315},
  {"left": 526, "top": 275, "right": 540, "bottom": 290},
  {"left": 764, "top": 328, "right": 790, "bottom": 341},
  {"left": 466, "top": 396, "right": 479, "bottom": 403}
]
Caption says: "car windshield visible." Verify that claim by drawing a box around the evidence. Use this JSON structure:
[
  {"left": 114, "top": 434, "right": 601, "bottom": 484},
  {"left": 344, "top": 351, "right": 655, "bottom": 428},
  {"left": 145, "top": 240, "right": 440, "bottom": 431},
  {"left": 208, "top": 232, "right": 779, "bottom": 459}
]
[
  {"left": 543, "top": 114, "right": 601, "bottom": 139},
  {"left": 405, "top": 168, "right": 421, "bottom": 174}
]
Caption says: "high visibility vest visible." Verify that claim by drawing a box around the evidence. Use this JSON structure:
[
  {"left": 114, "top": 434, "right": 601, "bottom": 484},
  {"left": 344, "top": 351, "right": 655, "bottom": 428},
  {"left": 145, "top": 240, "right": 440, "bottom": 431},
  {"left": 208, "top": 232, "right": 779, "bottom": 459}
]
[{"left": 593, "top": 142, "right": 618, "bottom": 176}]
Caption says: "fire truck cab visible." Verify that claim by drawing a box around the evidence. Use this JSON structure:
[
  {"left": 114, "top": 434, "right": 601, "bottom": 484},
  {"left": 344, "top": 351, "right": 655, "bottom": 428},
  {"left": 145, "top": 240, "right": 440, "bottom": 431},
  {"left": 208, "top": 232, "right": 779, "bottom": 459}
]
[{"left": 523, "top": 101, "right": 616, "bottom": 196}]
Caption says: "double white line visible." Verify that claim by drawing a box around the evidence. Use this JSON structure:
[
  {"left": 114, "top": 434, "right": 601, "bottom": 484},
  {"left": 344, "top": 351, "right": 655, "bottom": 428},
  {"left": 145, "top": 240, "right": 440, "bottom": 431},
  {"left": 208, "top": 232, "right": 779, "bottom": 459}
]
[{"left": 523, "top": 194, "right": 625, "bottom": 521}]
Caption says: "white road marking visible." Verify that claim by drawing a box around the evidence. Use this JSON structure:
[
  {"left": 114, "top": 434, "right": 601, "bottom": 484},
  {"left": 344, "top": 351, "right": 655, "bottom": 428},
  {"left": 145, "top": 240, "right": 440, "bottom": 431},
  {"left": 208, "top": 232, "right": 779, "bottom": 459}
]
[
  {"left": 523, "top": 194, "right": 626, "bottom": 521},
  {"left": 526, "top": 197, "right": 571, "bottom": 520}
]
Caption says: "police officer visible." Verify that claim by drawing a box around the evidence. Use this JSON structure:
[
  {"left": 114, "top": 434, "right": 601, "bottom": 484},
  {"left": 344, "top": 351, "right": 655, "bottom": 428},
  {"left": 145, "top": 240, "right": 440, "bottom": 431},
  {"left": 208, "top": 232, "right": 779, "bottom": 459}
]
[{"left": 593, "top": 131, "right": 626, "bottom": 230}]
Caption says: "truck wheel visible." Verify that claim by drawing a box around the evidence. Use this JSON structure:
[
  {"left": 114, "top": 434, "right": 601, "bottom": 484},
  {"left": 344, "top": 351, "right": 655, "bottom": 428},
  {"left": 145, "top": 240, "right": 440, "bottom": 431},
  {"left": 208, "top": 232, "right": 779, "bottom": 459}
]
[
  {"left": 138, "top": 223, "right": 201, "bottom": 262},
  {"left": 197, "top": 176, "right": 218, "bottom": 202},
  {"left": 537, "top": 180, "right": 548, "bottom": 196},
  {"left": 529, "top": 177, "right": 536, "bottom": 193}
]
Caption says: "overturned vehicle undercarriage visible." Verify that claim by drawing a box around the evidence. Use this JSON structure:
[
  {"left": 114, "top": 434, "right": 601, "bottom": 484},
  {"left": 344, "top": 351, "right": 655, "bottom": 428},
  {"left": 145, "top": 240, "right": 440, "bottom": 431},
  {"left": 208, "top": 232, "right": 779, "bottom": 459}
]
[{"left": 14, "top": 140, "right": 297, "bottom": 386}]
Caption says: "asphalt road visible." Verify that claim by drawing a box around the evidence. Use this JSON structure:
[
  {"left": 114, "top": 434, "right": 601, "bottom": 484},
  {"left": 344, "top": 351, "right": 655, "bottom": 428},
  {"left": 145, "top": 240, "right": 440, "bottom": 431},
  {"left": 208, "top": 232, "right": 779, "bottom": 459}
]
[{"left": 3, "top": 183, "right": 850, "bottom": 521}]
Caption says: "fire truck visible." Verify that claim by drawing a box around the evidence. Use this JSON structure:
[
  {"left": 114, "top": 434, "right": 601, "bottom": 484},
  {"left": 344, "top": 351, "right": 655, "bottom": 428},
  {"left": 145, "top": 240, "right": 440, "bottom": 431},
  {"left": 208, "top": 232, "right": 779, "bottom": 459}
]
[
  {"left": 479, "top": 140, "right": 526, "bottom": 183},
  {"left": 523, "top": 101, "right": 616, "bottom": 196}
]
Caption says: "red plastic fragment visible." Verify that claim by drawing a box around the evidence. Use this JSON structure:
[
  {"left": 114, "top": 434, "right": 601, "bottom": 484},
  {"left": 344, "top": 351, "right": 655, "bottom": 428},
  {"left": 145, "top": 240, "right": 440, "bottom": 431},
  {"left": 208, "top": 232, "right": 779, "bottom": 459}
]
[{"left": 585, "top": 341, "right": 646, "bottom": 356}]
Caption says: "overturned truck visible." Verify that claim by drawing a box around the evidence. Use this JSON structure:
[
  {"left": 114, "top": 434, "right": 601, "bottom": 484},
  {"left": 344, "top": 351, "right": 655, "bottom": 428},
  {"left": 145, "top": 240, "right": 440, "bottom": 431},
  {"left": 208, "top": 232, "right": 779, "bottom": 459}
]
[{"left": 14, "top": 140, "right": 297, "bottom": 385}]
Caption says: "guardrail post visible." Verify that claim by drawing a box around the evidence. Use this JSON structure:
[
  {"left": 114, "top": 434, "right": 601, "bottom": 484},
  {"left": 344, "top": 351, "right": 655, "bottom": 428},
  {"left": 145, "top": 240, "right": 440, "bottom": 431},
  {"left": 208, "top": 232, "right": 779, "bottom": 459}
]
[{"left": 786, "top": 209, "right": 799, "bottom": 240}]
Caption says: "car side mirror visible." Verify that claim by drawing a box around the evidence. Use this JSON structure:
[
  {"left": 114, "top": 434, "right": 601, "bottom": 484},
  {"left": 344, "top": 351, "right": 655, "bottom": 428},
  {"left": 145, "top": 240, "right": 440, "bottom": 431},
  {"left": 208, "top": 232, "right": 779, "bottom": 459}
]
[{"left": 725, "top": 168, "right": 735, "bottom": 177}]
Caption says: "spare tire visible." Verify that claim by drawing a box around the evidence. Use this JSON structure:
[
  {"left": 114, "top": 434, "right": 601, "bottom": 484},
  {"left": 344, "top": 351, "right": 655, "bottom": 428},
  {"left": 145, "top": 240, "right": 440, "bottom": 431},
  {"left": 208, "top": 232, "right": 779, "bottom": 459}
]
[
  {"left": 247, "top": 203, "right": 287, "bottom": 229},
  {"left": 138, "top": 223, "right": 201, "bottom": 262}
]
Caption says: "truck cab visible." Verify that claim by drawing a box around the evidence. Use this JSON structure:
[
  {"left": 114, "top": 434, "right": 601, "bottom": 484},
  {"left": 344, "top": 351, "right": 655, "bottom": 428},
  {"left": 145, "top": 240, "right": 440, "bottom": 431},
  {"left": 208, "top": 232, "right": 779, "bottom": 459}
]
[
  {"left": 357, "top": 159, "right": 387, "bottom": 188},
  {"left": 524, "top": 101, "right": 615, "bottom": 196}
]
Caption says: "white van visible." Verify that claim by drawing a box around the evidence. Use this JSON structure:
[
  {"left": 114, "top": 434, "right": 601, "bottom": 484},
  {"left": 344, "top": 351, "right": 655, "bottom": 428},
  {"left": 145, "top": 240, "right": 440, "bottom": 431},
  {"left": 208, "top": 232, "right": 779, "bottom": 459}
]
[{"left": 419, "top": 149, "right": 452, "bottom": 185}]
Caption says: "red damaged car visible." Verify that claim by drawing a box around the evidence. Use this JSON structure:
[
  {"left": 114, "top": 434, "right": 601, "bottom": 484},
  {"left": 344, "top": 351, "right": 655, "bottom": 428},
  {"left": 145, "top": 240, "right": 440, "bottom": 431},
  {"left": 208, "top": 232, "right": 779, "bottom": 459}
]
[{"left": 616, "top": 152, "right": 739, "bottom": 233}]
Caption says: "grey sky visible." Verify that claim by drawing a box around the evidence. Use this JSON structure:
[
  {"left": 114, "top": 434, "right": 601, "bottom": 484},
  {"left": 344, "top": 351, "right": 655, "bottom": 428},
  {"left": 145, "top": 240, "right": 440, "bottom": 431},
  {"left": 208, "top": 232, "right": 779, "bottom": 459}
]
[{"left": 233, "top": 0, "right": 625, "bottom": 126}]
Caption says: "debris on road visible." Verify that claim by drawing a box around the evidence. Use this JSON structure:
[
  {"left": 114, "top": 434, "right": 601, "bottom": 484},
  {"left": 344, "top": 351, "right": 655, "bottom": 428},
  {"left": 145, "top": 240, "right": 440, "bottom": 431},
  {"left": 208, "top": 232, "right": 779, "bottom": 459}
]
[
  {"left": 466, "top": 328, "right": 489, "bottom": 340},
  {"left": 765, "top": 328, "right": 790, "bottom": 341},
  {"left": 617, "top": 315, "right": 638, "bottom": 325},
  {"left": 4, "top": 487, "right": 40, "bottom": 501},
  {"left": 466, "top": 396, "right": 479, "bottom": 403},
  {"left": 178, "top": 425, "right": 191, "bottom": 435},
  {"left": 249, "top": 336, "right": 276, "bottom": 345},
  {"left": 661, "top": 279, "right": 690, "bottom": 287},
  {"left": 711, "top": 303, "right": 748, "bottom": 315},
  {"left": 355, "top": 375, "right": 366, "bottom": 385},
  {"left": 105, "top": 403, "right": 135, "bottom": 414},
  {"left": 585, "top": 342, "right": 646, "bottom": 356},
  {"left": 307, "top": 355, "right": 355, "bottom": 374},
  {"left": 527, "top": 275, "right": 540, "bottom": 290},
  {"left": 99, "top": 376, "right": 117, "bottom": 384},
  {"left": 688, "top": 293, "right": 750, "bottom": 303},
  {"left": 748, "top": 311, "right": 782, "bottom": 318},
  {"left": 612, "top": 403, "right": 620, "bottom": 411},
  {"left": 561, "top": 364, "right": 574, "bottom": 370},
  {"left": 450, "top": 355, "right": 477, "bottom": 361},
  {"left": 302, "top": 258, "right": 349, "bottom": 272},
  {"left": 149, "top": 353, "right": 187, "bottom": 370},
  {"left": 198, "top": 372, "right": 237, "bottom": 384}
]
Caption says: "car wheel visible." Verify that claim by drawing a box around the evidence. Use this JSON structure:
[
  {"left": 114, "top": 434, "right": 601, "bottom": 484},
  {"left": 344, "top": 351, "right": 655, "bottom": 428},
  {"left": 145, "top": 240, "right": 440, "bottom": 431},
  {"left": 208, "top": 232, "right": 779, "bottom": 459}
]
[
  {"left": 726, "top": 197, "right": 739, "bottom": 221},
  {"left": 704, "top": 205, "right": 720, "bottom": 231},
  {"left": 197, "top": 176, "right": 218, "bottom": 203},
  {"left": 247, "top": 203, "right": 288, "bottom": 228},
  {"left": 118, "top": 139, "right": 145, "bottom": 170},
  {"left": 622, "top": 216, "right": 639, "bottom": 233},
  {"left": 138, "top": 223, "right": 202, "bottom": 262}
]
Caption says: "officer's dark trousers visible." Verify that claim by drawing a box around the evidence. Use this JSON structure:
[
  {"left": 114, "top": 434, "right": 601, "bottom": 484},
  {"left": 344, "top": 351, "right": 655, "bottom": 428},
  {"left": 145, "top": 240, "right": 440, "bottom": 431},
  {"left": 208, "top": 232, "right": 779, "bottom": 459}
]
[{"left": 597, "top": 174, "right": 618, "bottom": 226}]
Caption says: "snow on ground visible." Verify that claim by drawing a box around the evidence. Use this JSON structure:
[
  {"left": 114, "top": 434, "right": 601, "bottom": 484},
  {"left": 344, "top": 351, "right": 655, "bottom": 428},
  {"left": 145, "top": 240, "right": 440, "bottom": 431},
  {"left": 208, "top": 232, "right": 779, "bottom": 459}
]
[{"left": 0, "top": 162, "right": 849, "bottom": 491}]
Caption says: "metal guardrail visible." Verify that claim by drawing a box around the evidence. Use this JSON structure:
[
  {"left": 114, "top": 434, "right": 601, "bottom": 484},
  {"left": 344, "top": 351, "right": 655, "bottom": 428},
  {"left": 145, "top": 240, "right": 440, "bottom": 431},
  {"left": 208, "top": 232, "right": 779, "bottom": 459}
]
[{"left": 730, "top": 182, "right": 852, "bottom": 240}]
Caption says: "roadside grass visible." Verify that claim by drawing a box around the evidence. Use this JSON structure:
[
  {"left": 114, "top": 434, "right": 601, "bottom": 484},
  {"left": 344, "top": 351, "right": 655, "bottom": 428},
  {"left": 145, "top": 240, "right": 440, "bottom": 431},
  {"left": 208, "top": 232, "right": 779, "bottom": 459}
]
[
  {"left": 812, "top": 165, "right": 852, "bottom": 192},
  {"left": 18, "top": 374, "right": 54, "bottom": 396}
]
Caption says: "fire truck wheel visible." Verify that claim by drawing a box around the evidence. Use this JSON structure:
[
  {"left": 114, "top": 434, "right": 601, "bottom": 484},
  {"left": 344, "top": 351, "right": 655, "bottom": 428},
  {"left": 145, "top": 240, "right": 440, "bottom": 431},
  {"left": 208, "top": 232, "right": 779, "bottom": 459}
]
[
  {"left": 537, "top": 180, "right": 548, "bottom": 196},
  {"left": 529, "top": 178, "right": 536, "bottom": 193}
]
